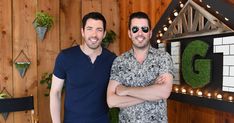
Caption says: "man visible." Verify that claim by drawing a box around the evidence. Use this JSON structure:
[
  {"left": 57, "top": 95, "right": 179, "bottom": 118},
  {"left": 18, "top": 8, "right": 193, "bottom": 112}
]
[
  {"left": 50, "top": 12, "right": 116, "bottom": 123},
  {"left": 107, "top": 12, "right": 174, "bottom": 123}
]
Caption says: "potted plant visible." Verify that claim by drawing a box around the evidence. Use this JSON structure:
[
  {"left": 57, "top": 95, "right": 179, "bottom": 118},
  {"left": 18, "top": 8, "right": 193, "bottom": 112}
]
[
  {"left": 102, "top": 30, "right": 117, "bottom": 48},
  {"left": 0, "top": 92, "right": 10, "bottom": 120},
  {"left": 0, "top": 92, "right": 8, "bottom": 99},
  {"left": 14, "top": 62, "right": 31, "bottom": 77},
  {"left": 33, "top": 11, "right": 54, "bottom": 41}
]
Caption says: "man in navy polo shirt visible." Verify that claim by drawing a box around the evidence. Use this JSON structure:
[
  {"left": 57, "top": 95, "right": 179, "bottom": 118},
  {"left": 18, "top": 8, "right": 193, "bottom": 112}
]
[{"left": 50, "top": 12, "right": 116, "bottom": 123}]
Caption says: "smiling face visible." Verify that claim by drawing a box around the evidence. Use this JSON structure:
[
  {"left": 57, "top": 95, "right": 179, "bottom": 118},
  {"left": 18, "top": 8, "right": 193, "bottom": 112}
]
[
  {"left": 128, "top": 18, "right": 152, "bottom": 50},
  {"left": 81, "top": 18, "right": 106, "bottom": 50}
]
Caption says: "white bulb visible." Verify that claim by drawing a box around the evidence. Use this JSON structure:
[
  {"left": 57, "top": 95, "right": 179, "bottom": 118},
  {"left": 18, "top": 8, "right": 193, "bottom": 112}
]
[
  {"left": 174, "top": 12, "right": 178, "bottom": 17},
  {"left": 163, "top": 26, "right": 168, "bottom": 31}
]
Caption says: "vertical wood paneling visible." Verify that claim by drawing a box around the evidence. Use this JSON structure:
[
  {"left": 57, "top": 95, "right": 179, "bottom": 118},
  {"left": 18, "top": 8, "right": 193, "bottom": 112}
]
[
  {"left": 102, "top": 0, "right": 120, "bottom": 55},
  {"left": 3, "top": 1, "right": 234, "bottom": 123},
  {"left": 149, "top": 0, "right": 159, "bottom": 29},
  {"left": 0, "top": 0, "right": 13, "bottom": 122},
  {"left": 60, "top": 0, "right": 82, "bottom": 49},
  {"left": 37, "top": 0, "right": 60, "bottom": 123},
  {"left": 82, "top": 0, "right": 102, "bottom": 17},
  {"left": 119, "top": 0, "right": 131, "bottom": 54},
  {"left": 12, "top": 0, "right": 37, "bottom": 123}
]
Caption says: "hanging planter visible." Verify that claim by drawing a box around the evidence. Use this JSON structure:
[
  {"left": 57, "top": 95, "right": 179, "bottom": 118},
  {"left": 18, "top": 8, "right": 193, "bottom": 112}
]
[
  {"left": 15, "top": 62, "right": 31, "bottom": 77},
  {"left": 0, "top": 88, "right": 12, "bottom": 121},
  {"left": 14, "top": 50, "right": 31, "bottom": 78},
  {"left": 33, "top": 11, "right": 54, "bottom": 41}
]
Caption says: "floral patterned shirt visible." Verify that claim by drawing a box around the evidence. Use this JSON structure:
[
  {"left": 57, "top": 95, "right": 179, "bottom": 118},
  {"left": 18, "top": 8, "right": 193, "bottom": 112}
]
[{"left": 110, "top": 46, "right": 174, "bottom": 123}]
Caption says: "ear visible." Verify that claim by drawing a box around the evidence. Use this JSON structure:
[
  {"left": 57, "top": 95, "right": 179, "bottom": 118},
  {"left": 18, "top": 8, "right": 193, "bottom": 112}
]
[
  {"left": 103, "top": 31, "right": 107, "bottom": 39},
  {"left": 81, "top": 28, "right": 84, "bottom": 37},
  {"left": 128, "top": 29, "right": 131, "bottom": 39},
  {"left": 149, "top": 30, "right": 152, "bottom": 39}
]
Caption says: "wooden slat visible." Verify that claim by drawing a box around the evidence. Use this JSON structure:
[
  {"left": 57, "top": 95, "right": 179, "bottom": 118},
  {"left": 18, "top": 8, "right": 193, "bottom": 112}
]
[
  {"left": 13, "top": 0, "right": 37, "bottom": 123},
  {"left": 192, "top": 10, "right": 200, "bottom": 31},
  {"left": 131, "top": 0, "right": 140, "bottom": 13},
  {"left": 60, "top": 0, "right": 82, "bottom": 49},
  {"left": 149, "top": 0, "right": 157, "bottom": 28},
  {"left": 102, "top": 0, "right": 120, "bottom": 55},
  {"left": 0, "top": 0, "right": 13, "bottom": 122},
  {"left": 181, "top": 12, "right": 188, "bottom": 33},
  {"left": 37, "top": 0, "right": 60, "bottom": 123},
  {"left": 140, "top": 0, "right": 149, "bottom": 14},
  {"left": 119, "top": 0, "right": 131, "bottom": 53},
  {"left": 82, "top": 0, "right": 102, "bottom": 17},
  {"left": 187, "top": 5, "right": 193, "bottom": 31}
]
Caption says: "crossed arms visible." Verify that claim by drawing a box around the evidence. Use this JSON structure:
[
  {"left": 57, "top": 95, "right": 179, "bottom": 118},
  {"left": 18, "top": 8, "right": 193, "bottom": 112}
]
[{"left": 107, "top": 73, "right": 173, "bottom": 108}]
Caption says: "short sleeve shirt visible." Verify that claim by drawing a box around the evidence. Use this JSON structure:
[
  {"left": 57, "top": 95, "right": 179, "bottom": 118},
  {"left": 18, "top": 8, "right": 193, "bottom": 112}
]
[
  {"left": 54, "top": 46, "right": 116, "bottom": 123},
  {"left": 110, "top": 46, "right": 174, "bottom": 123}
]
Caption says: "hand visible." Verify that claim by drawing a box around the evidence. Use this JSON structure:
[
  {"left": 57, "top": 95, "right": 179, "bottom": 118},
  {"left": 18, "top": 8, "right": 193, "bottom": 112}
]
[{"left": 116, "top": 84, "right": 128, "bottom": 96}]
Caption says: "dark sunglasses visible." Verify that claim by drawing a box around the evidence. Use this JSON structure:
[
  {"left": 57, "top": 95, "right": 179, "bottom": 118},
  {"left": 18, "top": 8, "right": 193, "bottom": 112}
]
[{"left": 131, "top": 26, "right": 149, "bottom": 33}]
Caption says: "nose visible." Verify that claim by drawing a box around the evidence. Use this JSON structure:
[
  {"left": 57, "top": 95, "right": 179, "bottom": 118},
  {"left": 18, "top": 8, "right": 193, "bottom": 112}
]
[
  {"left": 91, "top": 30, "right": 97, "bottom": 37},
  {"left": 138, "top": 29, "right": 143, "bottom": 35}
]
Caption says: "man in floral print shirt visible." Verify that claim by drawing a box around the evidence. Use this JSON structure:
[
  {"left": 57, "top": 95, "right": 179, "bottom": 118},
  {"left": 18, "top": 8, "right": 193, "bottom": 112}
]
[{"left": 107, "top": 12, "right": 174, "bottom": 123}]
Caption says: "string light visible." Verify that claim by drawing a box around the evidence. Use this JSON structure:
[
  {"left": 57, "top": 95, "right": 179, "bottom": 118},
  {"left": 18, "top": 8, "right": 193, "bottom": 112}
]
[
  {"left": 225, "top": 17, "right": 229, "bottom": 21},
  {"left": 190, "top": 90, "right": 194, "bottom": 95},
  {"left": 168, "top": 18, "right": 172, "bottom": 24},
  {"left": 216, "top": 94, "right": 222, "bottom": 100},
  {"left": 181, "top": 88, "right": 186, "bottom": 94},
  {"left": 197, "top": 90, "right": 203, "bottom": 97},
  {"left": 157, "top": 39, "right": 161, "bottom": 43},
  {"left": 215, "top": 11, "right": 219, "bottom": 14},
  {"left": 207, "top": 93, "right": 211, "bottom": 98},
  {"left": 206, "top": 5, "right": 211, "bottom": 8},
  {"left": 159, "top": 33, "right": 163, "bottom": 37},
  {"left": 179, "top": 1, "right": 184, "bottom": 8},
  {"left": 163, "top": 26, "right": 168, "bottom": 31},
  {"left": 228, "top": 96, "right": 233, "bottom": 102},
  {"left": 174, "top": 11, "right": 178, "bottom": 17},
  {"left": 174, "top": 87, "right": 179, "bottom": 93}
]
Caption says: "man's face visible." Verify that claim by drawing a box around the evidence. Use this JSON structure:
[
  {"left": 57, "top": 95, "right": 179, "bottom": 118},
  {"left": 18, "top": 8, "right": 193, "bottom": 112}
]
[
  {"left": 128, "top": 18, "right": 152, "bottom": 49},
  {"left": 81, "top": 19, "right": 106, "bottom": 50}
]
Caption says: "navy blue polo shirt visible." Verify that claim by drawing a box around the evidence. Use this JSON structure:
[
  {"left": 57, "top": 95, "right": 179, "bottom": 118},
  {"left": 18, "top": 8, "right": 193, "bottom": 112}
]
[{"left": 53, "top": 45, "right": 116, "bottom": 123}]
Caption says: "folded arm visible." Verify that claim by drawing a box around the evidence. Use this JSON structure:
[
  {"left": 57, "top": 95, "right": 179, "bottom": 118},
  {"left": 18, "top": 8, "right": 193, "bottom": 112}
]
[
  {"left": 107, "top": 80, "right": 144, "bottom": 108},
  {"left": 116, "top": 73, "right": 173, "bottom": 101}
]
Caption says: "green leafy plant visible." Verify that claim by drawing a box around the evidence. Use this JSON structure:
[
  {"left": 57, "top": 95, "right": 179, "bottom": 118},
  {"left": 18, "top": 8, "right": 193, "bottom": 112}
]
[
  {"left": 34, "top": 12, "right": 54, "bottom": 29},
  {"left": 102, "top": 30, "right": 117, "bottom": 48},
  {"left": 40, "top": 72, "right": 53, "bottom": 96},
  {"left": 0, "top": 93, "right": 8, "bottom": 99},
  {"left": 40, "top": 72, "right": 65, "bottom": 96}
]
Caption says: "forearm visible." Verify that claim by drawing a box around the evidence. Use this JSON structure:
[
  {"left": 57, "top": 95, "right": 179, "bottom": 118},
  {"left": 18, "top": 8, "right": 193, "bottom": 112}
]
[
  {"left": 50, "top": 91, "right": 62, "bottom": 123},
  {"left": 107, "top": 94, "right": 144, "bottom": 108},
  {"left": 126, "top": 84, "right": 172, "bottom": 101},
  {"left": 118, "top": 74, "right": 173, "bottom": 101}
]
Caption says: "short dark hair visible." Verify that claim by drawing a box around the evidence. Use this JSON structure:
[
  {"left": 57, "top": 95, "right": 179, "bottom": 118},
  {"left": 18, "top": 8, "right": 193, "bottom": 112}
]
[
  {"left": 82, "top": 12, "right": 106, "bottom": 31},
  {"left": 128, "top": 12, "right": 151, "bottom": 30}
]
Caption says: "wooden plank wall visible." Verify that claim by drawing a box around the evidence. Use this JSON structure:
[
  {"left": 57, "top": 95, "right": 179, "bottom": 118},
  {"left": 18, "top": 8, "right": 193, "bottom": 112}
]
[{"left": 2, "top": 0, "right": 234, "bottom": 123}]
